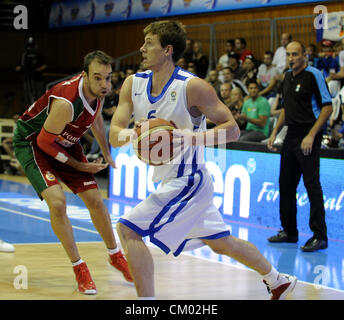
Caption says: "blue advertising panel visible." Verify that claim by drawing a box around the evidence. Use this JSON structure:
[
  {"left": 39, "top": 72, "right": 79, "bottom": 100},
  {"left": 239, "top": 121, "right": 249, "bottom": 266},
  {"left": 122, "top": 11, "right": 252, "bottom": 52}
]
[
  {"left": 49, "top": 0, "right": 327, "bottom": 28},
  {"left": 109, "top": 145, "right": 344, "bottom": 242}
]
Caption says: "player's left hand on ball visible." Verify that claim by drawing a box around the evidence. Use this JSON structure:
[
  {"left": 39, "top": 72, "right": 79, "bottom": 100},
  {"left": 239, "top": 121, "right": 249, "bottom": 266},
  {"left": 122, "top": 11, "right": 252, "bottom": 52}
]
[{"left": 134, "top": 118, "right": 148, "bottom": 128}]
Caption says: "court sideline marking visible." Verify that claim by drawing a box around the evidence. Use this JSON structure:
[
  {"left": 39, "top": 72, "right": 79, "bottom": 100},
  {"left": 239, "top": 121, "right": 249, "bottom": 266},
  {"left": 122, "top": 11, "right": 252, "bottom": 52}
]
[
  {"left": 2, "top": 205, "right": 344, "bottom": 294},
  {"left": 0, "top": 206, "right": 98, "bottom": 234}
]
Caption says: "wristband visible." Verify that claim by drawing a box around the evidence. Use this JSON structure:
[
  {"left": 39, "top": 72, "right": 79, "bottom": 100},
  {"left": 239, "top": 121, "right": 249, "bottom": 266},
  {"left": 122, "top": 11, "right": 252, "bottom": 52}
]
[{"left": 37, "top": 127, "right": 70, "bottom": 163}]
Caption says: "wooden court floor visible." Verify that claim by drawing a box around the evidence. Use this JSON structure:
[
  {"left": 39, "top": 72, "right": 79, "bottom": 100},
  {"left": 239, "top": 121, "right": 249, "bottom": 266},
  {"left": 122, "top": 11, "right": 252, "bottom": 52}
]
[{"left": 1, "top": 241, "right": 344, "bottom": 300}]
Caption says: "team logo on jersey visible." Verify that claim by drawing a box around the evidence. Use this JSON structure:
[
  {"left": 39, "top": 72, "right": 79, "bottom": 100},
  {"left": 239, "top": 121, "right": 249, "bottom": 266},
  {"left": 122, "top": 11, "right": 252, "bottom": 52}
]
[
  {"left": 45, "top": 171, "right": 56, "bottom": 181},
  {"left": 296, "top": 84, "right": 301, "bottom": 92},
  {"left": 171, "top": 90, "right": 177, "bottom": 101}
]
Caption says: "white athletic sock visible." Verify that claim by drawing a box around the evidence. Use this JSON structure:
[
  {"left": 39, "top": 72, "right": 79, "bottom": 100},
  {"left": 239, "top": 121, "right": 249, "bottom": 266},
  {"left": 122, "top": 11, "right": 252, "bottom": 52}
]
[
  {"left": 262, "top": 266, "right": 279, "bottom": 288},
  {"left": 138, "top": 297, "right": 156, "bottom": 300},
  {"left": 108, "top": 247, "right": 120, "bottom": 255},
  {"left": 72, "top": 258, "right": 84, "bottom": 267}
]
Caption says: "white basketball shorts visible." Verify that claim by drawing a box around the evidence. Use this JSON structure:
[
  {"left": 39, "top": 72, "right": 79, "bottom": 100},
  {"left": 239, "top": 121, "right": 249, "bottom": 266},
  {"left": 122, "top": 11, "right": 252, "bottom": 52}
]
[{"left": 118, "top": 168, "right": 230, "bottom": 256}]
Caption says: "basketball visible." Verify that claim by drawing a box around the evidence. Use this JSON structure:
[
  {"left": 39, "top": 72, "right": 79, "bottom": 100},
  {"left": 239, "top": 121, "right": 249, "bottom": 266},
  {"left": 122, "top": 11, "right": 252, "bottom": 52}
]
[{"left": 132, "top": 118, "right": 177, "bottom": 166}]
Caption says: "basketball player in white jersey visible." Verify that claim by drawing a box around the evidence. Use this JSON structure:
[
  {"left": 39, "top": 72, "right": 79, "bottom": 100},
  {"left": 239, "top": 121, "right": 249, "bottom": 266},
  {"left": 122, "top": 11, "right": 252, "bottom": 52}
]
[{"left": 110, "top": 20, "right": 296, "bottom": 300}]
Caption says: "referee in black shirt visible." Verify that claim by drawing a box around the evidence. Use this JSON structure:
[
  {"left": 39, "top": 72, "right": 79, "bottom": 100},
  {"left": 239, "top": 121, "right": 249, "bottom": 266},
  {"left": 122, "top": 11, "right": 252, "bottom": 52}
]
[{"left": 267, "top": 41, "right": 333, "bottom": 252}]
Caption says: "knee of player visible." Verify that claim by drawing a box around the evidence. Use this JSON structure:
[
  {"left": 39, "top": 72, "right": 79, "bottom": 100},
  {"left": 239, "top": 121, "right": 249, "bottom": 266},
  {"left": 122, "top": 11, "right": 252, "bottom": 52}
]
[
  {"left": 206, "top": 236, "right": 239, "bottom": 256},
  {"left": 86, "top": 196, "right": 106, "bottom": 213},
  {"left": 46, "top": 197, "right": 67, "bottom": 216},
  {"left": 116, "top": 222, "right": 138, "bottom": 241}
]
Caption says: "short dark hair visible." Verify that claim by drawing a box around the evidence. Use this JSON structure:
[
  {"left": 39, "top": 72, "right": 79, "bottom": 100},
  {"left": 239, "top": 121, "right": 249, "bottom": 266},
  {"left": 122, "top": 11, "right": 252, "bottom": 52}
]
[
  {"left": 307, "top": 43, "right": 317, "bottom": 52},
  {"left": 144, "top": 20, "right": 187, "bottom": 63},
  {"left": 223, "top": 66, "right": 233, "bottom": 73},
  {"left": 83, "top": 50, "right": 113, "bottom": 74},
  {"left": 264, "top": 51, "right": 274, "bottom": 58},
  {"left": 228, "top": 52, "right": 240, "bottom": 62},
  {"left": 247, "top": 79, "right": 259, "bottom": 88},
  {"left": 235, "top": 37, "right": 247, "bottom": 47},
  {"left": 226, "top": 39, "right": 235, "bottom": 47}
]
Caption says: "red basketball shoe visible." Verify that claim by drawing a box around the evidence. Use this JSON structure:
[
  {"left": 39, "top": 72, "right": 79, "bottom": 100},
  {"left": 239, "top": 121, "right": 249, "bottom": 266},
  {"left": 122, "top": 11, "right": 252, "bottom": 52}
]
[
  {"left": 73, "top": 262, "right": 97, "bottom": 295},
  {"left": 109, "top": 251, "right": 133, "bottom": 283}
]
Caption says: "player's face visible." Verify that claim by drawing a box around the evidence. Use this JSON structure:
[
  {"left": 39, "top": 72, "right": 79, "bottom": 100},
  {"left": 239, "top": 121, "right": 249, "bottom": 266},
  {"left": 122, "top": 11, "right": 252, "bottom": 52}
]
[
  {"left": 84, "top": 60, "right": 112, "bottom": 98},
  {"left": 286, "top": 42, "right": 306, "bottom": 74},
  {"left": 140, "top": 33, "right": 167, "bottom": 69}
]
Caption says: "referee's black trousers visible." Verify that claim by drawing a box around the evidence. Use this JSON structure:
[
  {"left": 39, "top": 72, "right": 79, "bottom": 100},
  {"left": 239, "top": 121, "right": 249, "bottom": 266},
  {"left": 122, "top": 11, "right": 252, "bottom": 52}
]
[{"left": 279, "top": 131, "right": 327, "bottom": 241}]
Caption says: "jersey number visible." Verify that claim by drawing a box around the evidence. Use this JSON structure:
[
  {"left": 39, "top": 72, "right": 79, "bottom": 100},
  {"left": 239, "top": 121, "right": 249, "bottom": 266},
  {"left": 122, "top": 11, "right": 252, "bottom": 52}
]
[{"left": 147, "top": 110, "right": 157, "bottom": 119}]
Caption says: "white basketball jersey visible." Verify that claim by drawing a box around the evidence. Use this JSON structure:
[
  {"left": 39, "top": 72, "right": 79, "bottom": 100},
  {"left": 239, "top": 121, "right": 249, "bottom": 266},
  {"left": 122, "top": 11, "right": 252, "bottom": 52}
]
[{"left": 132, "top": 66, "right": 207, "bottom": 182}]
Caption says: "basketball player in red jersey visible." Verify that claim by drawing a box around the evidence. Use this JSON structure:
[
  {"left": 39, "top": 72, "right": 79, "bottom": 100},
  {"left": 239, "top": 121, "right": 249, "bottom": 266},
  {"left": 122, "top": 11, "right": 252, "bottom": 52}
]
[{"left": 13, "top": 51, "right": 132, "bottom": 295}]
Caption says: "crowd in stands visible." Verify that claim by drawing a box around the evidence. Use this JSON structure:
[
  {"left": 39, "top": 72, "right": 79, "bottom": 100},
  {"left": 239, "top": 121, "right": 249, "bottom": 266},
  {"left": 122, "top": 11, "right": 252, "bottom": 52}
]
[
  {"left": 2, "top": 33, "right": 344, "bottom": 177},
  {"left": 204, "top": 33, "right": 344, "bottom": 149}
]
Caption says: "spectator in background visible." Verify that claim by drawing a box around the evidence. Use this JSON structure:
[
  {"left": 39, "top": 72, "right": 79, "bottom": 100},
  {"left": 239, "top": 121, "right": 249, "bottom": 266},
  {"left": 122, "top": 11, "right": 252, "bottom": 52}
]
[
  {"left": 317, "top": 39, "right": 340, "bottom": 96},
  {"left": 125, "top": 68, "right": 135, "bottom": 78},
  {"left": 217, "top": 39, "right": 235, "bottom": 83},
  {"left": 238, "top": 79, "right": 271, "bottom": 142},
  {"left": 333, "top": 40, "right": 344, "bottom": 59},
  {"left": 219, "top": 82, "right": 232, "bottom": 107},
  {"left": 15, "top": 36, "right": 47, "bottom": 107},
  {"left": 217, "top": 39, "right": 235, "bottom": 70},
  {"left": 329, "top": 122, "right": 344, "bottom": 148},
  {"left": 177, "top": 57, "right": 188, "bottom": 69},
  {"left": 234, "top": 37, "right": 254, "bottom": 64},
  {"left": 327, "top": 38, "right": 344, "bottom": 93},
  {"left": 183, "top": 38, "right": 194, "bottom": 64},
  {"left": 228, "top": 52, "right": 245, "bottom": 80},
  {"left": 206, "top": 69, "right": 222, "bottom": 96},
  {"left": 257, "top": 51, "right": 279, "bottom": 98},
  {"left": 272, "top": 33, "right": 292, "bottom": 74},
  {"left": 229, "top": 87, "right": 246, "bottom": 130},
  {"left": 230, "top": 87, "right": 244, "bottom": 109},
  {"left": 222, "top": 67, "right": 248, "bottom": 96},
  {"left": 240, "top": 55, "right": 258, "bottom": 88},
  {"left": 111, "top": 71, "right": 124, "bottom": 93},
  {"left": 306, "top": 43, "right": 319, "bottom": 67},
  {"left": 187, "top": 62, "right": 197, "bottom": 75},
  {"left": 192, "top": 41, "right": 209, "bottom": 78}
]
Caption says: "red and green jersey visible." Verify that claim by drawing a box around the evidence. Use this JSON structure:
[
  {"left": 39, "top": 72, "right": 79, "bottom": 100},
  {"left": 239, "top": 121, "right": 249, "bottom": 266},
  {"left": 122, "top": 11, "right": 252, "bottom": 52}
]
[{"left": 13, "top": 74, "right": 102, "bottom": 148}]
